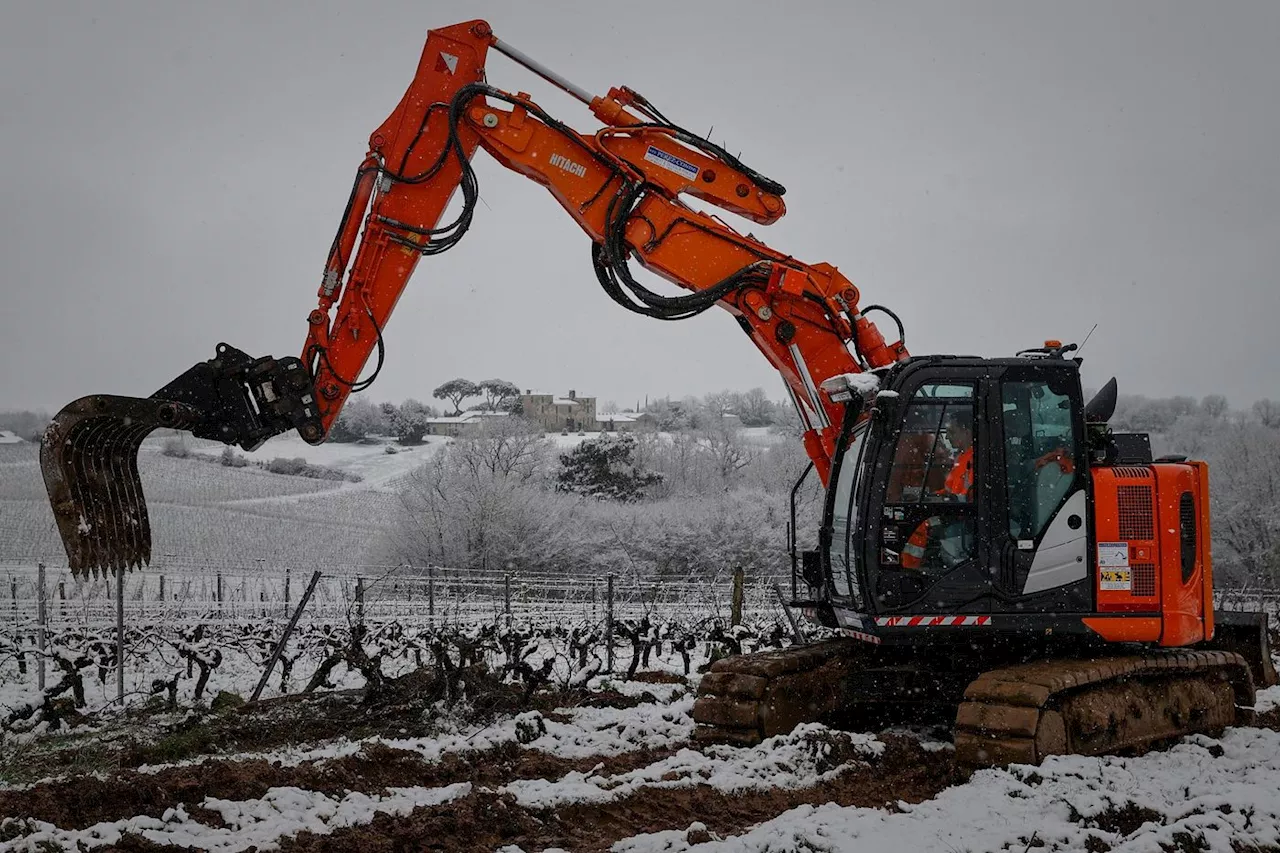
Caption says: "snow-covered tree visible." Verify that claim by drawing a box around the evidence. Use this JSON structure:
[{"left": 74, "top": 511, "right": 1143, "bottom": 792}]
[
  {"left": 477, "top": 378, "right": 522, "bottom": 412},
  {"left": 736, "top": 387, "right": 777, "bottom": 427},
  {"left": 433, "top": 378, "right": 481, "bottom": 416},
  {"left": 1206, "top": 422, "right": 1280, "bottom": 586},
  {"left": 388, "top": 398, "right": 434, "bottom": 445},
  {"left": 557, "top": 433, "right": 664, "bottom": 502},
  {"left": 1253, "top": 399, "right": 1280, "bottom": 428},
  {"left": 329, "top": 396, "right": 384, "bottom": 442},
  {"left": 1200, "top": 394, "right": 1229, "bottom": 419}
]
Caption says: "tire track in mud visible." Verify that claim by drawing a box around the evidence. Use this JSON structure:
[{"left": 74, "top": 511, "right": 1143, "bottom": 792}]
[
  {"left": 266, "top": 735, "right": 957, "bottom": 853},
  {"left": 0, "top": 739, "right": 677, "bottom": 833}
]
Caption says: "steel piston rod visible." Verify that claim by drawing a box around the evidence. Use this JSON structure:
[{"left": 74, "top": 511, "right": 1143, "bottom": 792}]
[{"left": 491, "top": 37, "right": 594, "bottom": 106}]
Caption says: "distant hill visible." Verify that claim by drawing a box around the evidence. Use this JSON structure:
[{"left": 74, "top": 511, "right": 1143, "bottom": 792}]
[{"left": 0, "top": 435, "right": 445, "bottom": 569}]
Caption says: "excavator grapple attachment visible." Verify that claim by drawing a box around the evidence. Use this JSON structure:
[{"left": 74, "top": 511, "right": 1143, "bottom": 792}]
[
  {"left": 40, "top": 344, "right": 324, "bottom": 576},
  {"left": 41, "top": 395, "right": 202, "bottom": 575}
]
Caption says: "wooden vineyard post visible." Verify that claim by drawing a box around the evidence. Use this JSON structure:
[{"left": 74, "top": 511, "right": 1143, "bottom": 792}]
[
  {"left": 355, "top": 576, "right": 365, "bottom": 629},
  {"left": 731, "top": 566, "right": 745, "bottom": 627},
  {"left": 158, "top": 574, "right": 165, "bottom": 604},
  {"left": 36, "top": 563, "right": 47, "bottom": 691},
  {"left": 115, "top": 566, "right": 125, "bottom": 704},
  {"left": 216, "top": 572, "right": 223, "bottom": 615},
  {"left": 504, "top": 572, "right": 513, "bottom": 625},
  {"left": 11, "top": 576, "right": 24, "bottom": 676},
  {"left": 251, "top": 570, "right": 322, "bottom": 702},
  {"left": 605, "top": 573, "right": 615, "bottom": 673},
  {"left": 428, "top": 566, "right": 436, "bottom": 628}
]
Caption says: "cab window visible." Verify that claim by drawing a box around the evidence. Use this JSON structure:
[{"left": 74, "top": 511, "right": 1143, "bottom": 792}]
[
  {"left": 1002, "top": 378, "right": 1078, "bottom": 540},
  {"left": 887, "top": 383, "right": 975, "bottom": 504},
  {"left": 882, "top": 382, "right": 977, "bottom": 575}
]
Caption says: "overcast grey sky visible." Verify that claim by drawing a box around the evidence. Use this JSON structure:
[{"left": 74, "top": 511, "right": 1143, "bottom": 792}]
[{"left": 2, "top": 1, "right": 1277, "bottom": 414}]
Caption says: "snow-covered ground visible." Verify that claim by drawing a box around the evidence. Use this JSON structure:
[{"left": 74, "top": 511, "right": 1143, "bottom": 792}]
[
  {"left": 10, "top": 782, "right": 473, "bottom": 852},
  {"left": 5, "top": 682, "right": 1280, "bottom": 852},
  {"left": 612, "top": 727, "right": 1280, "bottom": 852},
  {"left": 164, "top": 433, "right": 449, "bottom": 489}
]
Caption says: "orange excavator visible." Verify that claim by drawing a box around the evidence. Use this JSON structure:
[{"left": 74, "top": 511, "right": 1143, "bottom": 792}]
[{"left": 40, "top": 19, "right": 1274, "bottom": 768}]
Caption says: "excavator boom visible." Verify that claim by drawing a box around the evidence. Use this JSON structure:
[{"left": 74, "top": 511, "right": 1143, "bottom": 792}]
[{"left": 41, "top": 19, "right": 905, "bottom": 575}]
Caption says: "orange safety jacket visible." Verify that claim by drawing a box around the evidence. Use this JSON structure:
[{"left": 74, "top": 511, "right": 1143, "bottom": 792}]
[
  {"left": 944, "top": 445, "right": 974, "bottom": 497},
  {"left": 901, "top": 516, "right": 942, "bottom": 569},
  {"left": 901, "top": 446, "right": 973, "bottom": 570}
]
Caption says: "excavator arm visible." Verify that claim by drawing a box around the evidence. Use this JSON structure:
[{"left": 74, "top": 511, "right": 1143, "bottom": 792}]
[{"left": 41, "top": 19, "right": 907, "bottom": 574}]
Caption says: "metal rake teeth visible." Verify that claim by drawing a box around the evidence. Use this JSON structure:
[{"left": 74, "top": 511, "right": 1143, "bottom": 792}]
[{"left": 40, "top": 395, "right": 198, "bottom": 578}]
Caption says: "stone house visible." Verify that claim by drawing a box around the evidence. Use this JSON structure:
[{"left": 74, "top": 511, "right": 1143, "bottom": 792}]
[{"left": 520, "top": 390, "right": 597, "bottom": 433}]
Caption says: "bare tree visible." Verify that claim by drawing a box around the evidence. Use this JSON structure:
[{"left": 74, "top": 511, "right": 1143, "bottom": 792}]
[
  {"left": 737, "top": 387, "right": 776, "bottom": 426},
  {"left": 700, "top": 420, "right": 756, "bottom": 481},
  {"left": 703, "top": 390, "right": 736, "bottom": 418},
  {"left": 1200, "top": 394, "right": 1229, "bottom": 419},
  {"left": 1209, "top": 423, "right": 1280, "bottom": 586},
  {"left": 452, "top": 416, "right": 549, "bottom": 481},
  {"left": 1253, "top": 399, "right": 1280, "bottom": 428}
]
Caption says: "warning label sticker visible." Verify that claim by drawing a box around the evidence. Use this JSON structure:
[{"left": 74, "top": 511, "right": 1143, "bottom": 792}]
[
  {"left": 1100, "top": 568, "right": 1132, "bottom": 591},
  {"left": 1098, "top": 542, "right": 1129, "bottom": 568}
]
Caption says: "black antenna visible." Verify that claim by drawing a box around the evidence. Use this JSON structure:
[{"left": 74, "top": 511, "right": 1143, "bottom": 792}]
[{"left": 1077, "top": 323, "right": 1098, "bottom": 356}]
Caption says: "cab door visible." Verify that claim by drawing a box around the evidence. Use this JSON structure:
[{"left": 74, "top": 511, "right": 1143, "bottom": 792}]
[
  {"left": 864, "top": 369, "right": 993, "bottom": 613},
  {"left": 990, "top": 366, "right": 1092, "bottom": 612}
]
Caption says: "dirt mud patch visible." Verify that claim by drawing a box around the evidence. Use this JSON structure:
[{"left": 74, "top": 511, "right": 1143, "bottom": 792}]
[
  {"left": 1, "top": 736, "right": 676, "bottom": 833},
  {"left": 269, "top": 734, "right": 956, "bottom": 853},
  {"left": 629, "top": 671, "right": 688, "bottom": 685}
]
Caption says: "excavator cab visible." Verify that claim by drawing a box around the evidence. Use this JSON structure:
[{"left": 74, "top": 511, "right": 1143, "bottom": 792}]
[
  {"left": 826, "top": 352, "right": 1092, "bottom": 620},
  {"left": 798, "top": 346, "right": 1275, "bottom": 689}
]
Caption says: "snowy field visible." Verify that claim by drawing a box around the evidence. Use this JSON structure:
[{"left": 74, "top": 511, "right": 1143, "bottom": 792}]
[
  {"left": 0, "top": 435, "right": 433, "bottom": 569},
  {"left": 2, "top": 659, "right": 1279, "bottom": 852},
  {"left": 0, "top": 426, "right": 785, "bottom": 570}
]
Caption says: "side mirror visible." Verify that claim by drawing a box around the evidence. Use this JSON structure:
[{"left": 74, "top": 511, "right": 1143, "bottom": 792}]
[
  {"left": 873, "top": 390, "right": 900, "bottom": 425},
  {"left": 1085, "top": 377, "right": 1118, "bottom": 424}
]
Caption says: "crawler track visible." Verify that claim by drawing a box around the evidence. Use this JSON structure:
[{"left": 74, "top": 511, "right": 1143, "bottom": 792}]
[
  {"left": 693, "top": 640, "right": 876, "bottom": 746},
  {"left": 953, "top": 650, "right": 1253, "bottom": 768},
  {"left": 695, "top": 643, "right": 1256, "bottom": 770}
]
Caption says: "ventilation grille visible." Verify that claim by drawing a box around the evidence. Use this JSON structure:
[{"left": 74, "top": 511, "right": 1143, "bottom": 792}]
[
  {"left": 1117, "top": 485, "right": 1155, "bottom": 540},
  {"left": 1132, "top": 562, "right": 1157, "bottom": 597},
  {"left": 1113, "top": 466, "right": 1153, "bottom": 479},
  {"left": 1180, "top": 492, "right": 1197, "bottom": 583}
]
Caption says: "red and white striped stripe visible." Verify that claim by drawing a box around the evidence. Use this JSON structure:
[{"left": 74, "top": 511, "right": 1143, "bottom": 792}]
[
  {"left": 875, "top": 615, "right": 992, "bottom": 628},
  {"left": 838, "top": 627, "right": 883, "bottom": 645}
]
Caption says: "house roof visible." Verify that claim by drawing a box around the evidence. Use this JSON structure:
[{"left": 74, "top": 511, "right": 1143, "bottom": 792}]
[
  {"left": 523, "top": 391, "right": 593, "bottom": 406},
  {"left": 426, "top": 410, "right": 512, "bottom": 425}
]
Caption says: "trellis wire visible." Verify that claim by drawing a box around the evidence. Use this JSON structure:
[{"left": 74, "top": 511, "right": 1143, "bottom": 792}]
[{"left": 0, "top": 561, "right": 787, "bottom": 633}]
